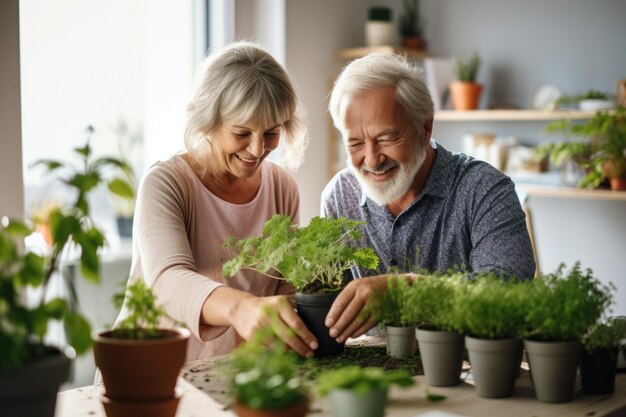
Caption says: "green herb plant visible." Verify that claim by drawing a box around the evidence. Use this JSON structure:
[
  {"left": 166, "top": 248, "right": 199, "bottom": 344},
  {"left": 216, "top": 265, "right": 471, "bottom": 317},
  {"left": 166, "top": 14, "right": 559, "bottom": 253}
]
[
  {"left": 450, "top": 274, "right": 528, "bottom": 339},
  {"left": 0, "top": 126, "right": 133, "bottom": 370},
  {"left": 453, "top": 51, "right": 481, "bottom": 82},
  {"left": 537, "top": 106, "right": 626, "bottom": 189},
  {"left": 523, "top": 263, "right": 614, "bottom": 342},
  {"left": 406, "top": 273, "right": 464, "bottom": 332},
  {"left": 227, "top": 307, "right": 308, "bottom": 411},
  {"left": 367, "top": 275, "right": 416, "bottom": 327},
  {"left": 222, "top": 214, "right": 379, "bottom": 294},
  {"left": 316, "top": 366, "right": 414, "bottom": 396},
  {"left": 582, "top": 317, "right": 626, "bottom": 354},
  {"left": 109, "top": 280, "right": 166, "bottom": 339},
  {"left": 556, "top": 89, "right": 610, "bottom": 108}
]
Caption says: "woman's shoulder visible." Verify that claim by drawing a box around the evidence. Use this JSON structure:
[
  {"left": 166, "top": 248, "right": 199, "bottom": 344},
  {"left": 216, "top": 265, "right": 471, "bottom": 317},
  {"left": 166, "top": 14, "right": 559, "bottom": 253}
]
[{"left": 140, "top": 154, "right": 194, "bottom": 197}]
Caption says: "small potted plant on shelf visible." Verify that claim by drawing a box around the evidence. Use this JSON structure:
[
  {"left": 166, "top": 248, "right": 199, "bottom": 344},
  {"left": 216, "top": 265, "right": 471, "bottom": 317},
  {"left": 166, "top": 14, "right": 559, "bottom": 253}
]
[
  {"left": 93, "top": 279, "right": 190, "bottom": 417},
  {"left": 538, "top": 106, "right": 626, "bottom": 191},
  {"left": 556, "top": 89, "right": 615, "bottom": 112},
  {"left": 398, "top": 0, "right": 426, "bottom": 51},
  {"left": 522, "top": 262, "right": 613, "bottom": 403},
  {"left": 0, "top": 126, "right": 133, "bottom": 417},
  {"left": 366, "top": 275, "right": 417, "bottom": 359},
  {"left": 226, "top": 307, "right": 309, "bottom": 417},
  {"left": 449, "top": 50, "right": 482, "bottom": 110},
  {"left": 316, "top": 366, "right": 414, "bottom": 417},
  {"left": 411, "top": 273, "right": 466, "bottom": 387},
  {"left": 222, "top": 214, "right": 379, "bottom": 357},
  {"left": 580, "top": 316, "right": 626, "bottom": 395},
  {"left": 450, "top": 274, "right": 527, "bottom": 398}
]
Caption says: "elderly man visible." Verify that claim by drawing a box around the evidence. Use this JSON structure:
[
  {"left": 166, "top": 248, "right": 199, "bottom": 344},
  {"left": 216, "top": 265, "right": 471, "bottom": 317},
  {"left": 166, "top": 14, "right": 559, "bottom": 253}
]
[{"left": 321, "top": 53, "right": 535, "bottom": 343}]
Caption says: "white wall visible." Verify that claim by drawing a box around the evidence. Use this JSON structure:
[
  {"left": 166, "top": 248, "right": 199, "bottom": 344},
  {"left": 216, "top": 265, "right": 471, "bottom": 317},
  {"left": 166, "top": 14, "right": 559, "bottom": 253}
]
[
  {"left": 285, "top": 0, "right": 379, "bottom": 223},
  {"left": 0, "top": 0, "right": 24, "bottom": 220}
]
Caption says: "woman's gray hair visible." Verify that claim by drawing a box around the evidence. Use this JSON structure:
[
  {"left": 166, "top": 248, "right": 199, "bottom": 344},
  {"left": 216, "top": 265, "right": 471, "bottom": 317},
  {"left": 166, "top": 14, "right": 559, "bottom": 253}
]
[
  {"left": 329, "top": 53, "right": 434, "bottom": 132},
  {"left": 185, "top": 41, "right": 308, "bottom": 173}
]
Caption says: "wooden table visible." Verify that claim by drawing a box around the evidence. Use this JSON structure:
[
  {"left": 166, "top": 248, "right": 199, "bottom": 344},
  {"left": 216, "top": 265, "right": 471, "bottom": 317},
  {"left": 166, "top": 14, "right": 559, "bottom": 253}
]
[{"left": 57, "top": 358, "right": 626, "bottom": 417}]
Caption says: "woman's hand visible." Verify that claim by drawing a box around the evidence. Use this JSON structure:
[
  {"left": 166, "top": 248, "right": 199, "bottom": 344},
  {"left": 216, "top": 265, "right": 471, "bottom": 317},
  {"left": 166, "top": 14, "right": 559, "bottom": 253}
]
[
  {"left": 324, "top": 274, "right": 391, "bottom": 343},
  {"left": 203, "top": 288, "right": 318, "bottom": 357}
]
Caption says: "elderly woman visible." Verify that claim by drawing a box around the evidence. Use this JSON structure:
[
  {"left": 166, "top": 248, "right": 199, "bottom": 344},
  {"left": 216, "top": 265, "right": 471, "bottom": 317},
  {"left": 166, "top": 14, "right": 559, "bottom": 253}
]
[{"left": 115, "top": 42, "right": 317, "bottom": 359}]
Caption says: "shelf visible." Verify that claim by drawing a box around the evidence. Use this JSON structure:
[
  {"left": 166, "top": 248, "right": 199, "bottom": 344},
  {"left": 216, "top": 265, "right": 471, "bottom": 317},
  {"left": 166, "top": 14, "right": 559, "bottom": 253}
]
[
  {"left": 434, "top": 110, "right": 598, "bottom": 122},
  {"left": 337, "top": 46, "right": 427, "bottom": 61},
  {"left": 517, "top": 184, "right": 626, "bottom": 201}
]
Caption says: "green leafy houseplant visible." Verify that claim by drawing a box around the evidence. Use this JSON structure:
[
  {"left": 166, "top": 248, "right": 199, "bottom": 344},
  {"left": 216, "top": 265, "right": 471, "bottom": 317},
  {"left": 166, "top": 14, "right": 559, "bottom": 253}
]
[
  {"left": 108, "top": 280, "right": 166, "bottom": 339},
  {"left": 579, "top": 317, "right": 626, "bottom": 395},
  {"left": 450, "top": 274, "right": 527, "bottom": 340},
  {"left": 0, "top": 126, "right": 133, "bottom": 417},
  {"left": 227, "top": 308, "right": 308, "bottom": 416},
  {"left": 316, "top": 366, "right": 414, "bottom": 396},
  {"left": 398, "top": 0, "right": 426, "bottom": 51},
  {"left": 222, "top": 214, "right": 379, "bottom": 294},
  {"left": 556, "top": 89, "right": 610, "bottom": 108},
  {"left": 453, "top": 50, "right": 481, "bottom": 83},
  {"left": 449, "top": 51, "right": 482, "bottom": 110},
  {"left": 583, "top": 317, "right": 626, "bottom": 354},
  {"left": 538, "top": 106, "right": 626, "bottom": 190},
  {"left": 316, "top": 366, "right": 413, "bottom": 417},
  {"left": 367, "top": 275, "right": 416, "bottom": 327},
  {"left": 93, "top": 278, "right": 190, "bottom": 416},
  {"left": 523, "top": 263, "right": 613, "bottom": 342}
]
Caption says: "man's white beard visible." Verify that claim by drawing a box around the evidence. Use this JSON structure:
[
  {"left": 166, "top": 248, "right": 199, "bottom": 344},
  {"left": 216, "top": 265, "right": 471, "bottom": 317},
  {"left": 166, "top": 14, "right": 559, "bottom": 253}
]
[{"left": 350, "top": 147, "right": 426, "bottom": 206}]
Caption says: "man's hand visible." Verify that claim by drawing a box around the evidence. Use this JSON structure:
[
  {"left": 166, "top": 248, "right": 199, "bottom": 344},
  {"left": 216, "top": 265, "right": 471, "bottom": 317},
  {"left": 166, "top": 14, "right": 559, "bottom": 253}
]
[{"left": 324, "top": 275, "right": 389, "bottom": 343}]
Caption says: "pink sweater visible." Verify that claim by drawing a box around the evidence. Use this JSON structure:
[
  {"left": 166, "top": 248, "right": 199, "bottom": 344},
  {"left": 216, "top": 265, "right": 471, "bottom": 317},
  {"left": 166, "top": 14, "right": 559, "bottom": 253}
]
[{"left": 115, "top": 154, "right": 299, "bottom": 360}]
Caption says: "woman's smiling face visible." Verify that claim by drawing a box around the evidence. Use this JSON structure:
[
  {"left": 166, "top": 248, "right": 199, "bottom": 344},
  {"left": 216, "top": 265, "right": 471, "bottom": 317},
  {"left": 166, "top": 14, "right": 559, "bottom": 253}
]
[{"left": 210, "top": 121, "right": 282, "bottom": 179}]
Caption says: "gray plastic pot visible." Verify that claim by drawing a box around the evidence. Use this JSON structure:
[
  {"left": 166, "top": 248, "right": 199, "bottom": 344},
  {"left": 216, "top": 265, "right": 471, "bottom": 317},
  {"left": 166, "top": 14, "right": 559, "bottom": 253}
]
[
  {"left": 385, "top": 325, "right": 416, "bottom": 358},
  {"left": 524, "top": 339, "right": 581, "bottom": 403},
  {"left": 328, "top": 388, "right": 387, "bottom": 417},
  {"left": 416, "top": 326, "right": 465, "bottom": 386},
  {"left": 465, "top": 336, "right": 522, "bottom": 398}
]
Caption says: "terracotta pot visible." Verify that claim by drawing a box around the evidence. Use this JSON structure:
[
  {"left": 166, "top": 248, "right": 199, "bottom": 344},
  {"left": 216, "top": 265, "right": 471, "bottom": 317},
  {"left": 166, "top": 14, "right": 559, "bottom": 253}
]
[
  {"left": 609, "top": 177, "right": 626, "bottom": 191},
  {"left": 100, "top": 389, "right": 182, "bottom": 417},
  {"left": 401, "top": 36, "right": 427, "bottom": 51},
  {"left": 233, "top": 398, "right": 309, "bottom": 417},
  {"left": 449, "top": 81, "right": 483, "bottom": 110},
  {"left": 93, "top": 328, "right": 190, "bottom": 402}
]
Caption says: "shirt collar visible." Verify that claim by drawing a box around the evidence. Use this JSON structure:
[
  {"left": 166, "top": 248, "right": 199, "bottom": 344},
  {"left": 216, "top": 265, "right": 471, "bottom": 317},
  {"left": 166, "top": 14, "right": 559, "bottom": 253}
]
[{"left": 359, "top": 139, "right": 453, "bottom": 209}]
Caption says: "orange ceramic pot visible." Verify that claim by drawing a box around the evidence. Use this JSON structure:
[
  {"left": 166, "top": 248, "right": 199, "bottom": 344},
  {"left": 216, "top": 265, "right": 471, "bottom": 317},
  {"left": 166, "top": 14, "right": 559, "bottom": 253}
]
[{"left": 449, "top": 81, "right": 483, "bottom": 110}]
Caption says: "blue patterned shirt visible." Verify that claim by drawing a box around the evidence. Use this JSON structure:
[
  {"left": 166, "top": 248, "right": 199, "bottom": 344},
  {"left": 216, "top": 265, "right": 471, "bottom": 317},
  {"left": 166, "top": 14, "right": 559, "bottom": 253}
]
[{"left": 321, "top": 140, "right": 535, "bottom": 280}]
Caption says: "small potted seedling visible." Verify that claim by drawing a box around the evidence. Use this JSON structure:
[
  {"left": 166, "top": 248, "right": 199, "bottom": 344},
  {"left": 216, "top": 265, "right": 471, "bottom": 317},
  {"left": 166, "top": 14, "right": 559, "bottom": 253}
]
[
  {"left": 223, "top": 214, "right": 379, "bottom": 357},
  {"left": 450, "top": 274, "right": 527, "bottom": 398},
  {"left": 412, "top": 273, "right": 466, "bottom": 387},
  {"left": 316, "top": 366, "right": 414, "bottom": 417},
  {"left": 227, "top": 308, "right": 309, "bottom": 417},
  {"left": 93, "top": 280, "right": 190, "bottom": 417},
  {"left": 580, "top": 316, "right": 626, "bottom": 395},
  {"left": 522, "top": 263, "right": 613, "bottom": 403},
  {"left": 449, "top": 50, "right": 482, "bottom": 110},
  {"left": 367, "top": 275, "right": 417, "bottom": 358}
]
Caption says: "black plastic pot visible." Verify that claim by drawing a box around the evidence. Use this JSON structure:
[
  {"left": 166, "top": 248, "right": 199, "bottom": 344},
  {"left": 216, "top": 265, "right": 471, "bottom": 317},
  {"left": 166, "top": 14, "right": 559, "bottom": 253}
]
[
  {"left": 295, "top": 292, "right": 344, "bottom": 357},
  {"left": 0, "top": 347, "right": 71, "bottom": 417},
  {"left": 580, "top": 347, "right": 618, "bottom": 395}
]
